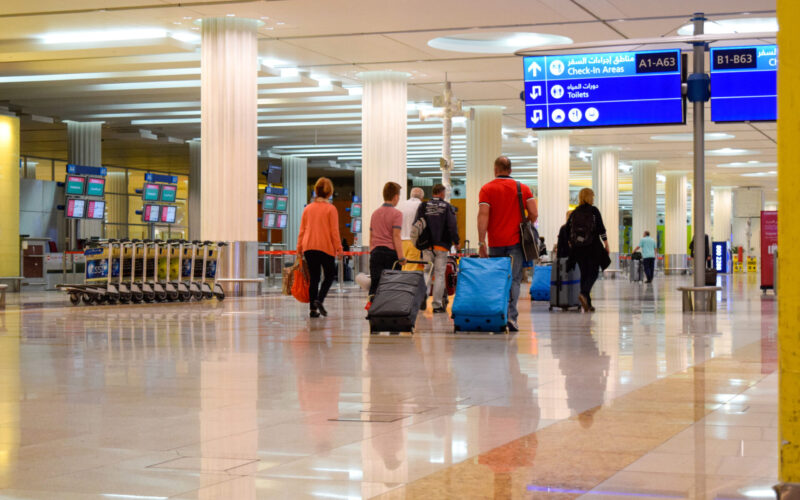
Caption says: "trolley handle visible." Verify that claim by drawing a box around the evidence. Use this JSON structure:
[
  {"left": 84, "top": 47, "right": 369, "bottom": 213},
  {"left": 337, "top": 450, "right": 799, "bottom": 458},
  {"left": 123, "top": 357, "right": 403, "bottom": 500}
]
[{"left": 392, "top": 259, "right": 427, "bottom": 270}]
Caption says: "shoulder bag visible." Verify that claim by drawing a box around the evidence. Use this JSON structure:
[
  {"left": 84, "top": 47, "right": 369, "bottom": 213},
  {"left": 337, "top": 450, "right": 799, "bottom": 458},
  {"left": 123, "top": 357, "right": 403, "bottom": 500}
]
[{"left": 517, "top": 182, "right": 540, "bottom": 261}]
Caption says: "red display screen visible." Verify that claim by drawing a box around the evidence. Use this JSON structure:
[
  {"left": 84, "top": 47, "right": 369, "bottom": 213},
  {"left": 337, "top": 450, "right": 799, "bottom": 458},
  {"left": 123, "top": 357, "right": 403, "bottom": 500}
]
[
  {"left": 66, "top": 198, "right": 85, "bottom": 218},
  {"left": 86, "top": 200, "right": 105, "bottom": 220},
  {"left": 143, "top": 204, "right": 161, "bottom": 222}
]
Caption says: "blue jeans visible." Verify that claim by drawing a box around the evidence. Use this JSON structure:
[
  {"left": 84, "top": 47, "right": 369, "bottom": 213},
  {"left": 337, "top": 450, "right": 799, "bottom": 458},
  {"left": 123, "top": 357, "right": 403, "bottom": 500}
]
[{"left": 489, "top": 244, "right": 524, "bottom": 325}]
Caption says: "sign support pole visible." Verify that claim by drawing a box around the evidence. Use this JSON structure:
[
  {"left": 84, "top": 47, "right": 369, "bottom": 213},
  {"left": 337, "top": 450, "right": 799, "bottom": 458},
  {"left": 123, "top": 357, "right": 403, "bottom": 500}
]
[
  {"left": 441, "top": 80, "right": 453, "bottom": 202},
  {"left": 691, "top": 13, "right": 708, "bottom": 289}
]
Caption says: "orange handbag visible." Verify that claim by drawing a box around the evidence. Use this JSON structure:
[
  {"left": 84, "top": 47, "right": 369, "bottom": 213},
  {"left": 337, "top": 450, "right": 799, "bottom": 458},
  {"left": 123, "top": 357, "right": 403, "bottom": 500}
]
[{"left": 291, "top": 260, "right": 310, "bottom": 303}]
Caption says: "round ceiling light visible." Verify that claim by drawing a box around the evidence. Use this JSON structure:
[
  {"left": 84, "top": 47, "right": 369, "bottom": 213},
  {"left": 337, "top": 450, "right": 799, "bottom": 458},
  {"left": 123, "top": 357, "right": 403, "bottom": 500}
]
[
  {"left": 427, "top": 32, "right": 573, "bottom": 54},
  {"left": 677, "top": 17, "right": 778, "bottom": 36}
]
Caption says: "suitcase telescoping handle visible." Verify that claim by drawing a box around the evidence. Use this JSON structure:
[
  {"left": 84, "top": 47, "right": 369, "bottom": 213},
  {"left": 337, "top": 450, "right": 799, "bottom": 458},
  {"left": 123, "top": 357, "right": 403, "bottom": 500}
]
[{"left": 393, "top": 259, "right": 427, "bottom": 270}]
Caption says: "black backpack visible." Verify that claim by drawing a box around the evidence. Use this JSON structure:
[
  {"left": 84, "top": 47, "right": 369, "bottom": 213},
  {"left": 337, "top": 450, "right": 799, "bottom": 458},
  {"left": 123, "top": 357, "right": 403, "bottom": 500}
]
[
  {"left": 413, "top": 202, "right": 433, "bottom": 251},
  {"left": 569, "top": 209, "right": 595, "bottom": 248}
]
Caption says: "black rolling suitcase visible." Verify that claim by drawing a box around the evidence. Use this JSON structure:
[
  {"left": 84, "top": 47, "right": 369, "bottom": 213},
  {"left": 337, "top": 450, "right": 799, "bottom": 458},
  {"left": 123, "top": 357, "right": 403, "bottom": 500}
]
[
  {"left": 549, "top": 257, "right": 581, "bottom": 311},
  {"left": 367, "top": 261, "right": 428, "bottom": 334}
]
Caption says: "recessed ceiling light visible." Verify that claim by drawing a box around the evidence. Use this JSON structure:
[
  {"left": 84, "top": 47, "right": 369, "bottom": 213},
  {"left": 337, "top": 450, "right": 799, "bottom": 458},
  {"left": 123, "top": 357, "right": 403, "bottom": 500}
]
[
  {"left": 677, "top": 17, "right": 778, "bottom": 36},
  {"left": 427, "top": 32, "right": 572, "bottom": 54},
  {"left": 741, "top": 171, "right": 776, "bottom": 177},
  {"left": 226, "top": 13, "right": 236, "bottom": 17},
  {"left": 706, "top": 148, "right": 759, "bottom": 156},
  {"left": 39, "top": 28, "right": 167, "bottom": 44},
  {"left": 718, "top": 161, "right": 777, "bottom": 168},
  {"left": 651, "top": 132, "right": 734, "bottom": 141}
]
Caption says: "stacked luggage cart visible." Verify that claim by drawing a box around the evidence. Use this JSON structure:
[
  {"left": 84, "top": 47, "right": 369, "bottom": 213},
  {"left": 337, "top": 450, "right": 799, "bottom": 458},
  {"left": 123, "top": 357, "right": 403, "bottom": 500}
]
[{"left": 58, "top": 239, "right": 226, "bottom": 305}]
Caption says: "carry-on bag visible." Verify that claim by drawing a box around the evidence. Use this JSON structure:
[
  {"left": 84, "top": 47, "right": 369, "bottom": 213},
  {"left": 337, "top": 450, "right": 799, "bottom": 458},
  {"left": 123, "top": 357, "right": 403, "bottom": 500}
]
[
  {"left": 367, "top": 260, "right": 428, "bottom": 334},
  {"left": 549, "top": 257, "right": 581, "bottom": 311},
  {"left": 530, "top": 264, "right": 551, "bottom": 301},
  {"left": 446, "top": 255, "right": 458, "bottom": 296},
  {"left": 705, "top": 265, "right": 717, "bottom": 286},
  {"left": 452, "top": 257, "right": 512, "bottom": 333},
  {"left": 630, "top": 258, "right": 643, "bottom": 282}
]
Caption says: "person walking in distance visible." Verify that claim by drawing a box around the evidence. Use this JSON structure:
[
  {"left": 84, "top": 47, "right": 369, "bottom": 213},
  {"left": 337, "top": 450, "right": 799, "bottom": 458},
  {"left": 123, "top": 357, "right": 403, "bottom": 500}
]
[
  {"left": 296, "top": 177, "right": 343, "bottom": 318},
  {"left": 397, "top": 187, "right": 424, "bottom": 271},
  {"left": 566, "top": 188, "right": 611, "bottom": 312},
  {"left": 477, "top": 156, "right": 538, "bottom": 332},
  {"left": 633, "top": 230, "right": 658, "bottom": 283},
  {"left": 416, "top": 184, "right": 459, "bottom": 313},
  {"left": 367, "top": 182, "right": 406, "bottom": 307}
]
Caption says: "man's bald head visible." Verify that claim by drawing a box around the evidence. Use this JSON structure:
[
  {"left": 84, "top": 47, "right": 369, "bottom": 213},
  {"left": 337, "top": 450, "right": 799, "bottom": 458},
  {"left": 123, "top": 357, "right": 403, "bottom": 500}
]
[{"left": 494, "top": 156, "right": 511, "bottom": 176}]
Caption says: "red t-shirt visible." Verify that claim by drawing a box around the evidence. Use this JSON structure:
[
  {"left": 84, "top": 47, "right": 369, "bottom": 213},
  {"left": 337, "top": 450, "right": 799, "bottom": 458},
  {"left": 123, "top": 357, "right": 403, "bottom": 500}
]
[{"left": 479, "top": 176, "right": 534, "bottom": 248}]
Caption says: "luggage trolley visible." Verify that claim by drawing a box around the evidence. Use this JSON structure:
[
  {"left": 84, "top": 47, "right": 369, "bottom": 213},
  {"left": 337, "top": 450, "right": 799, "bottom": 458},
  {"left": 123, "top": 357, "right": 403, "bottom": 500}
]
[{"left": 58, "top": 240, "right": 120, "bottom": 305}]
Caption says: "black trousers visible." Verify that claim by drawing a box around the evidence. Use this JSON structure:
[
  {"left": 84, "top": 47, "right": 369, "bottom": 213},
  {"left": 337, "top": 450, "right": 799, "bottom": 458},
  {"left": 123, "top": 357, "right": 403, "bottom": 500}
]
[
  {"left": 369, "top": 246, "right": 398, "bottom": 298},
  {"left": 576, "top": 254, "right": 600, "bottom": 301},
  {"left": 642, "top": 257, "right": 655, "bottom": 281},
  {"left": 304, "top": 250, "right": 336, "bottom": 308}
]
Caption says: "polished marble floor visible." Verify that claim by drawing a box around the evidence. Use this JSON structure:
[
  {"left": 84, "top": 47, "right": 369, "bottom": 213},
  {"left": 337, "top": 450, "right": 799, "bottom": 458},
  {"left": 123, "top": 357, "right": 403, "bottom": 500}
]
[{"left": 0, "top": 272, "right": 778, "bottom": 499}]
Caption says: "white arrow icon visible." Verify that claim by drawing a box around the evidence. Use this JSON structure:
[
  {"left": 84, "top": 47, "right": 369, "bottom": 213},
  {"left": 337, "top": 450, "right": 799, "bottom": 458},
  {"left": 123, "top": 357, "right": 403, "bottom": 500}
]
[
  {"left": 527, "top": 61, "right": 542, "bottom": 77},
  {"left": 531, "top": 109, "right": 543, "bottom": 124},
  {"left": 530, "top": 86, "right": 542, "bottom": 100}
]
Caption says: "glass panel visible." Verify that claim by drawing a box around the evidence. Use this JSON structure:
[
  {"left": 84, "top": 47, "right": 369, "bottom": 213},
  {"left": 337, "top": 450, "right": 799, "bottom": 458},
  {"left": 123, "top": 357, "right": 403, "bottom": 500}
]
[
  {"left": 128, "top": 224, "right": 148, "bottom": 240},
  {"left": 34, "top": 160, "right": 52, "bottom": 181},
  {"left": 127, "top": 170, "right": 146, "bottom": 195},
  {"left": 104, "top": 224, "right": 127, "bottom": 240},
  {"left": 176, "top": 175, "right": 189, "bottom": 199},
  {"left": 105, "top": 168, "right": 126, "bottom": 195},
  {"left": 128, "top": 195, "right": 143, "bottom": 225}
]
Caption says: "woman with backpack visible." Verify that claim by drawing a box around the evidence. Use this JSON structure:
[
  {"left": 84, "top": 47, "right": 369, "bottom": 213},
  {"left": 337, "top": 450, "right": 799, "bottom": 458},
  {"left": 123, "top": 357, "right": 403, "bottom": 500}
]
[{"left": 565, "top": 188, "right": 611, "bottom": 312}]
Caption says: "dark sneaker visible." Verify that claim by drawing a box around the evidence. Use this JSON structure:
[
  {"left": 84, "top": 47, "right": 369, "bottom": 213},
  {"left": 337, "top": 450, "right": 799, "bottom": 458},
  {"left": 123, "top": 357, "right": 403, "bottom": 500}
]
[
  {"left": 432, "top": 307, "right": 447, "bottom": 313},
  {"left": 506, "top": 321, "right": 519, "bottom": 332},
  {"left": 310, "top": 309, "right": 320, "bottom": 318},
  {"left": 314, "top": 300, "right": 327, "bottom": 317}
]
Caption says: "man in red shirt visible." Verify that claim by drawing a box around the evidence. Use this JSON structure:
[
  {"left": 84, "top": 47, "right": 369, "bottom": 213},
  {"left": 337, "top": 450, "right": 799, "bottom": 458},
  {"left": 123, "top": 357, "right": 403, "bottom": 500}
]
[{"left": 477, "top": 156, "right": 538, "bottom": 331}]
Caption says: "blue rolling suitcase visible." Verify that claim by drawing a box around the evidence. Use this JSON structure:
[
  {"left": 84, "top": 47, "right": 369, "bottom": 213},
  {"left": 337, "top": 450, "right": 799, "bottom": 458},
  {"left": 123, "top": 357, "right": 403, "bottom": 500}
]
[
  {"left": 530, "top": 265, "right": 551, "bottom": 301},
  {"left": 452, "top": 257, "right": 512, "bottom": 333}
]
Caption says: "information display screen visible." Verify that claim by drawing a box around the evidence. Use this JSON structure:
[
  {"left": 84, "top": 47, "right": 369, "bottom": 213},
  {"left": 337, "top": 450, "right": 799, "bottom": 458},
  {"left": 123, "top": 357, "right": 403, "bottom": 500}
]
[
  {"left": 160, "top": 184, "right": 177, "bottom": 202},
  {"left": 710, "top": 45, "right": 777, "bottom": 122},
  {"left": 86, "top": 177, "right": 106, "bottom": 197},
  {"left": 160, "top": 205, "right": 177, "bottom": 224},
  {"left": 261, "top": 212, "right": 276, "bottom": 229},
  {"left": 350, "top": 203, "right": 361, "bottom": 217},
  {"left": 86, "top": 200, "right": 105, "bottom": 220},
  {"left": 262, "top": 194, "right": 276, "bottom": 210},
  {"left": 142, "top": 183, "right": 161, "bottom": 201},
  {"left": 351, "top": 218, "right": 361, "bottom": 233},
  {"left": 143, "top": 204, "right": 161, "bottom": 223},
  {"left": 522, "top": 49, "right": 684, "bottom": 129},
  {"left": 65, "top": 175, "right": 86, "bottom": 196},
  {"left": 267, "top": 165, "right": 282, "bottom": 185},
  {"left": 275, "top": 196, "right": 288, "bottom": 212},
  {"left": 276, "top": 214, "right": 287, "bottom": 229},
  {"left": 66, "top": 198, "right": 85, "bottom": 218}
]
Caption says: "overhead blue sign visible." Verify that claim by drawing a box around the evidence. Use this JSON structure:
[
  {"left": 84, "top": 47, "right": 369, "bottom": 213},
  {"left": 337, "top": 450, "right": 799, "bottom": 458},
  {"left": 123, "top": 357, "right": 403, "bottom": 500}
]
[
  {"left": 67, "top": 164, "right": 107, "bottom": 177},
  {"left": 522, "top": 49, "right": 684, "bottom": 129},
  {"left": 710, "top": 45, "right": 777, "bottom": 122}
]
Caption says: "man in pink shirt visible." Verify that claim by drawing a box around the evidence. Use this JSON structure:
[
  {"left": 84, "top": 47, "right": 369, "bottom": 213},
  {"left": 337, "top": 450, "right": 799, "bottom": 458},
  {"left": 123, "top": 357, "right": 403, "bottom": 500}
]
[{"left": 368, "top": 182, "right": 406, "bottom": 302}]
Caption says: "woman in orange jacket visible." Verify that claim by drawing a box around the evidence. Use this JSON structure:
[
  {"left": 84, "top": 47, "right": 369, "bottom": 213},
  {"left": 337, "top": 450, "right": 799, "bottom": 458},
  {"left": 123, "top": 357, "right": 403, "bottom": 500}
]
[{"left": 297, "top": 177, "right": 343, "bottom": 317}]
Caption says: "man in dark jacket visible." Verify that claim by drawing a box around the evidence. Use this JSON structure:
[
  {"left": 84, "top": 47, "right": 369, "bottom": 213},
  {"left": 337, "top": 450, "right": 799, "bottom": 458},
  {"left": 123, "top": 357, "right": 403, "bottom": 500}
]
[{"left": 416, "top": 184, "right": 459, "bottom": 313}]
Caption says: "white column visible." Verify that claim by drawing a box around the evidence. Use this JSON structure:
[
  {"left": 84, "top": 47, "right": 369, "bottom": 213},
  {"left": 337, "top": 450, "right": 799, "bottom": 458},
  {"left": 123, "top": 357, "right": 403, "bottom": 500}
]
[
  {"left": 536, "top": 131, "right": 571, "bottom": 245},
  {"left": 188, "top": 140, "right": 201, "bottom": 240},
  {"left": 712, "top": 187, "right": 733, "bottom": 242},
  {"left": 664, "top": 172, "right": 688, "bottom": 269},
  {"left": 201, "top": 17, "right": 259, "bottom": 290},
  {"left": 67, "top": 121, "right": 103, "bottom": 239},
  {"left": 733, "top": 187, "right": 764, "bottom": 259},
  {"left": 282, "top": 156, "right": 307, "bottom": 251},
  {"left": 591, "top": 147, "right": 619, "bottom": 260},
  {"left": 465, "top": 105, "right": 503, "bottom": 245},
  {"left": 632, "top": 161, "right": 658, "bottom": 247},
  {"left": 200, "top": 17, "right": 258, "bottom": 242},
  {"left": 360, "top": 71, "right": 409, "bottom": 247}
]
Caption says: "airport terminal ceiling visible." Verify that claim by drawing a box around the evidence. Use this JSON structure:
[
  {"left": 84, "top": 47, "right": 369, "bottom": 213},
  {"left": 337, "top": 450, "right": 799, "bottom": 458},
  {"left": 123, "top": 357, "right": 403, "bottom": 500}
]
[{"left": 1, "top": 0, "right": 778, "bottom": 200}]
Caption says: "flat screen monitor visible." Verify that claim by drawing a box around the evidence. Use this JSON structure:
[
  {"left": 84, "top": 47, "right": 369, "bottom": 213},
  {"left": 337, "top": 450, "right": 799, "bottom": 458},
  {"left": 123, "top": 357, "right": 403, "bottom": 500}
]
[
  {"left": 160, "top": 205, "right": 177, "bottom": 224},
  {"left": 142, "top": 204, "right": 161, "bottom": 223},
  {"left": 142, "top": 183, "right": 161, "bottom": 201},
  {"left": 350, "top": 203, "right": 361, "bottom": 217},
  {"left": 262, "top": 194, "right": 276, "bottom": 210},
  {"left": 261, "top": 211, "right": 276, "bottom": 229},
  {"left": 86, "top": 200, "right": 105, "bottom": 220},
  {"left": 86, "top": 177, "right": 106, "bottom": 197},
  {"left": 267, "top": 164, "right": 282, "bottom": 185},
  {"left": 65, "top": 175, "right": 86, "bottom": 196},
  {"left": 160, "top": 184, "right": 177, "bottom": 202},
  {"left": 276, "top": 214, "right": 287, "bottom": 229},
  {"left": 66, "top": 198, "right": 85, "bottom": 218},
  {"left": 275, "top": 196, "right": 288, "bottom": 212},
  {"left": 351, "top": 217, "right": 361, "bottom": 233}
]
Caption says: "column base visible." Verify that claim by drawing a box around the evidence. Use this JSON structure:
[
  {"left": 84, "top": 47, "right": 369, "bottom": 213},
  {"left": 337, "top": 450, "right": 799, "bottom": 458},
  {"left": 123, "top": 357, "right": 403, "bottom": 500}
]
[
  {"left": 219, "top": 241, "right": 259, "bottom": 297},
  {"left": 664, "top": 254, "right": 689, "bottom": 275},
  {"left": 775, "top": 483, "right": 800, "bottom": 499}
]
